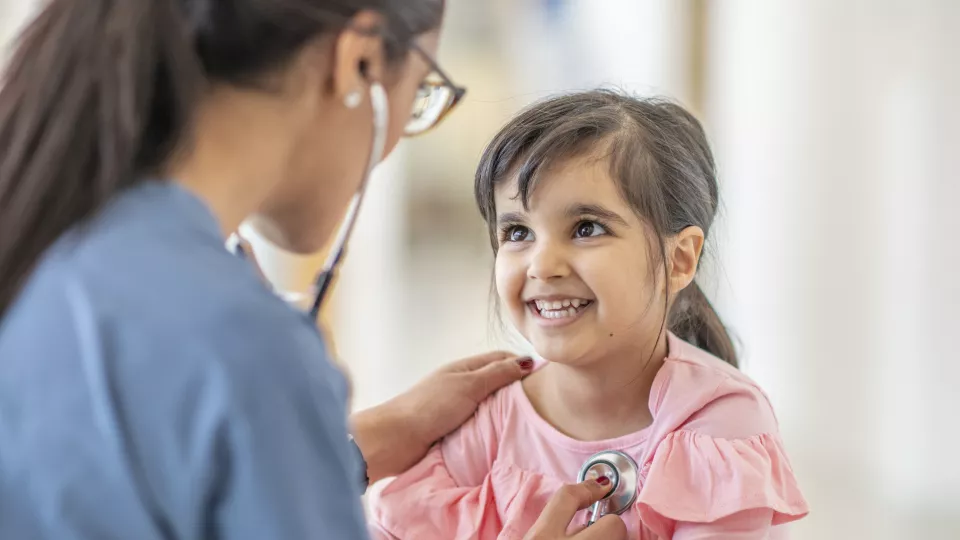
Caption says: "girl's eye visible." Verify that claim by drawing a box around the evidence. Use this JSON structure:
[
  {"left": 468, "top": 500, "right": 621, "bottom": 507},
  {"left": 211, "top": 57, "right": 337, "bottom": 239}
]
[
  {"left": 503, "top": 225, "right": 534, "bottom": 243},
  {"left": 574, "top": 221, "right": 608, "bottom": 238}
]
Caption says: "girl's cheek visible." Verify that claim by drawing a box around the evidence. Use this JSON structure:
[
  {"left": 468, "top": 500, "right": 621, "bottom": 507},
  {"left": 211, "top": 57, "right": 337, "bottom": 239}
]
[{"left": 494, "top": 258, "right": 521, "bottom": 304}]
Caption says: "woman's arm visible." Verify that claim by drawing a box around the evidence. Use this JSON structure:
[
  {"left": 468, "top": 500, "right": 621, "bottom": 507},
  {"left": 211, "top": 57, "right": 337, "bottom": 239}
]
[
  {"left": 350, "top": 351, "right": 532, "bottom": 484},
  {"left": 208, "top": 322, "right": 369, "bottom": 540}
]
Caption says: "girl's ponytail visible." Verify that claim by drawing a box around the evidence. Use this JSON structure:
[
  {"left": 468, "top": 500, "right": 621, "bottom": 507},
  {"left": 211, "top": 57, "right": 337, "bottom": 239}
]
[
  {"left": 0, "top": 0, "right": 205, "bottom": 316},
  {"left": 669, "top": 281, "right": 738, "bottom": 367}
]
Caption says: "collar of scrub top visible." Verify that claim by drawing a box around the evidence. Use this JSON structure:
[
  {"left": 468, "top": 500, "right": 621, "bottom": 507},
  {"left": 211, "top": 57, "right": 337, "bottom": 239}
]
[{"left": 229, "top": 82, "right": 389, "bottom": 322}]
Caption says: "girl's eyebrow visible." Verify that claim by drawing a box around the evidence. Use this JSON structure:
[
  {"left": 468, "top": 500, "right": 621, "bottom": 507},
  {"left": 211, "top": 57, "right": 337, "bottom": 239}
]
[
  {"left": 565, "top": 203, "right": 629, "bottom": 226},
  {"left": 497, "top": 211, "right": 525, "bottom": 225},
  {"left": 497, "top": 204, "right": 630, "bottom": 227}
]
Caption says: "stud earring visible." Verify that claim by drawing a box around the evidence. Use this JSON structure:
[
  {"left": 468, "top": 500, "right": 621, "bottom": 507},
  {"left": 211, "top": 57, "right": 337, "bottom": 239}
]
[{"left": 344, "top": 90, "right": 363, "bottom": 109}]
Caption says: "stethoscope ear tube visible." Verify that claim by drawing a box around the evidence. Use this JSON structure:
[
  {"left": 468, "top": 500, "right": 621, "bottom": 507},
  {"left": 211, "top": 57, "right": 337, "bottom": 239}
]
[
  {"left": 230, "top": 83, "right": 390, "bottom": 320},
  {"left": 308, "top": 82, "right": 389, "bottom": 320}
]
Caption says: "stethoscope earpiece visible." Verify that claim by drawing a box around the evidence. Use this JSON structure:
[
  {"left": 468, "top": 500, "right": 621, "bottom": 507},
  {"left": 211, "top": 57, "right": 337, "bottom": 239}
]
[{"left": 577, "top": 450, "right": 640, "bottom": 526}]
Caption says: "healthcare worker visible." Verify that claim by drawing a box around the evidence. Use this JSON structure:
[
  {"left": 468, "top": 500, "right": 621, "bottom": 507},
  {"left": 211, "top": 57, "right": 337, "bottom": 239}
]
[{"left": 0, "top": 1, "right": 627, "bottom": 539}]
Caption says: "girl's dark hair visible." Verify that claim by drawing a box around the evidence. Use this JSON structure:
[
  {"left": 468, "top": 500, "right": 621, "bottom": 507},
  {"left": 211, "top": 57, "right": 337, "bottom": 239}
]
[
  {"left": 0, "top": 0, "right": 443, "bottom": 317},
  {"left": 475, "top": 89, "right": 738, "bottom": 367}
]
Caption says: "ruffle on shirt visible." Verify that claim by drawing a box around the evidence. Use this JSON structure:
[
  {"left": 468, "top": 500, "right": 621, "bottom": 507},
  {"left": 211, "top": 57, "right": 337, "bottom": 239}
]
[
  {"left": 370, "top": 446, "right": 565, "bottom": 540},
  {"left": 635, "top": 429, "right": 810, "bottom": 538}
]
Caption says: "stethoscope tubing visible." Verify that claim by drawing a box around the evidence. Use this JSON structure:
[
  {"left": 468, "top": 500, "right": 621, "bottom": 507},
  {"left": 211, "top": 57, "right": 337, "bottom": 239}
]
[{"left": 230, "top": 83, "right": 389, "bottom": 321}]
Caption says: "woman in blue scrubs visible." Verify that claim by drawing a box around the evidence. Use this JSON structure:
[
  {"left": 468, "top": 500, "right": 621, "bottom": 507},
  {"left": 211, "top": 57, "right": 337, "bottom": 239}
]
[{"left": 0, "top": 1, "right": 625, "bottom": 539}]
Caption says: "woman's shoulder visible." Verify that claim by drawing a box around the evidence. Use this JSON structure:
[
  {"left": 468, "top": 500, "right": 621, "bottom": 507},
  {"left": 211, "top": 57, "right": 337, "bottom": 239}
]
[
  {"left": 651, "top": 333, "right": 780, "bottom": 439},
  {"left": 4, "top": 178, "right": 349, "bottom": 423}
]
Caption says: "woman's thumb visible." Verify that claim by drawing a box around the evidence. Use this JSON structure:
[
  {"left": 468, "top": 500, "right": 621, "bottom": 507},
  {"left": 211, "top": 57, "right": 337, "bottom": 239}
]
[{"left": 469, "top": 356, "right": 534, "bottom": 400}]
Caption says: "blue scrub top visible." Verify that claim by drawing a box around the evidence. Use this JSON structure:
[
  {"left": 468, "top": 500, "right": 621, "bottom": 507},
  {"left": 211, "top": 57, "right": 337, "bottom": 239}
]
[{"left": 0, "top": 181, "right": 369, "bottom": 539}]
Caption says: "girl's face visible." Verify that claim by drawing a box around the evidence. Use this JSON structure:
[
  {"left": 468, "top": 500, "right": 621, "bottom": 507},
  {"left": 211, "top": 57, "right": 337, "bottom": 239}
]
[{"left": 494, "top": 154, "right": 668, "bottom": 367}]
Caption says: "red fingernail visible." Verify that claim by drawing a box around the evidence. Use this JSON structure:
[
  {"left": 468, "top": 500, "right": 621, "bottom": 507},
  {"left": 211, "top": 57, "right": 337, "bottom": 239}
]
[
  {"left": 517, "top": 357, "right": 534, "bottom": 370},
  {"left": 596, "top": 475, "right": 611, "bottom": 486}
]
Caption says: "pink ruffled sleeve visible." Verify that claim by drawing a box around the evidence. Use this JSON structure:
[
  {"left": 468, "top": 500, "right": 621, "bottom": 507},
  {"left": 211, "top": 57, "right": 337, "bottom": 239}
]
[
  {"left": 367, "top": 389, "right": 521, "bottom": 540},
  {"left": 367, "top": 444, "right": 504, "bottom": 539},
  {"left": 635, "top": 430, "right": 809, "bottom": 539}
]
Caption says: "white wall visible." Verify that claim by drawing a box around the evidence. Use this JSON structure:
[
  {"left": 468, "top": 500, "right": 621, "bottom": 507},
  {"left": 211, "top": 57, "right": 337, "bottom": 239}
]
[
  {"left": 706, "top": 1, "right": 960, "bottom": 538},
  {"left": 0, "top": 0, "right": 35, "bottom": 58}
]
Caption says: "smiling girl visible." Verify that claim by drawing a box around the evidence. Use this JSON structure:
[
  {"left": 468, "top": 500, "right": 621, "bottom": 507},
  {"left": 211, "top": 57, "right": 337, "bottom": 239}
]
[{"left": 368, "top": 90, "right": 809, "bottom": 539}]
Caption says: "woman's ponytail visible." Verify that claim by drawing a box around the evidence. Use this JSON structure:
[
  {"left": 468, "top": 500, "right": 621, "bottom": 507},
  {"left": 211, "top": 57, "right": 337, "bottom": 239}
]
[
  {"left": 669, "top": 281, "right": 738, "bottom": 367},
  {"left": 0, "top": 0, "right": 205, "bottom": 317}
]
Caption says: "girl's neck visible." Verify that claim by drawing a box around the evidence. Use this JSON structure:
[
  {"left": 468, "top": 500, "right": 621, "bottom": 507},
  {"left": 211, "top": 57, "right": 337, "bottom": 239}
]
[{"left": 523, "top": 333, "right": 669, "bottom": 441}]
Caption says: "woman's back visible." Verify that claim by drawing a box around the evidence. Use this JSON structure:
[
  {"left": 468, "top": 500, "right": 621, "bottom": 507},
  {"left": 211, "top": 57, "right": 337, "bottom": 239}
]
[{"left": 0, "top": 181, "right": 367, "bottom": 539}]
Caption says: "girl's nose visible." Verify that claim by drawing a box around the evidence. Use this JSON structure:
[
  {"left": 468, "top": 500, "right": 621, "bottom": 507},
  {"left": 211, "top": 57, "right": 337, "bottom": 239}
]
[{"left": 526, "top": 241, "right": 571, "bottom": 281}]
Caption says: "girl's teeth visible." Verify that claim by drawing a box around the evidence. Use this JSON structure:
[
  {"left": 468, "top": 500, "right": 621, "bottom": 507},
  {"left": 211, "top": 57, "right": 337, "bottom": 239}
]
[
  {"left": 542, "top": 307, "right": 578, "bottom": 319},
  {"left": 534, "top": 299, "right": 592, "bottom": 319},
  {"left": 534, "top": 299, "right": 590, "bottom": 310}
]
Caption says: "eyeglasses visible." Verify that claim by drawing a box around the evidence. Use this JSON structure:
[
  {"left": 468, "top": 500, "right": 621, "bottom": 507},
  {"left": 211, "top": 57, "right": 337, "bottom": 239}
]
[{"left": 404, "top": 42, "right": 467, "bottom": 137}]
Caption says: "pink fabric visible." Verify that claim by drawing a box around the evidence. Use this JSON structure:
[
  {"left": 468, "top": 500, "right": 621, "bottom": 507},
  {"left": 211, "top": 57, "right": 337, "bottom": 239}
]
[{"left": 368, "top": 333, "right": 809, "bottom": 539}]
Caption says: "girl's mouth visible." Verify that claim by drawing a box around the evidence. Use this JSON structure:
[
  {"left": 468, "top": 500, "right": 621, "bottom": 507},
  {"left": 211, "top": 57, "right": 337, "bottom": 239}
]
[{"left": 528, "top": 298, "right": 594, "bottom": 324}]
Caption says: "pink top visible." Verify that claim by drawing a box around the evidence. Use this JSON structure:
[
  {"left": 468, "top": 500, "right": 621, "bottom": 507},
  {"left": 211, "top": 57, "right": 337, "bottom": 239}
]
[{"left": 368, "top": 333, "right": 809, "bottom": 539}]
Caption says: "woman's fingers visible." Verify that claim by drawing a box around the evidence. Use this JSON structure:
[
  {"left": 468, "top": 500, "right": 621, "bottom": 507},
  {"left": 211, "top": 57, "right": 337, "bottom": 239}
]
[
  {"left": 445, "top": 350, "right": 518, "bottom": 372},
  {"left": 570, "top": 515, "right": 628, "bottom": 539},
  {"left": 523, "top": 478, "right": 618, "bottom": 539},
  {"left": 543, "top": 478, "right": 614, "bottom": 521}
]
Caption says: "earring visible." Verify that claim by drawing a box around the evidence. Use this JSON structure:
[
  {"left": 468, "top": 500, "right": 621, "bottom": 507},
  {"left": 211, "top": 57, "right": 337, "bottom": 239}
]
[{"left": 344, "top": 90, "right": 363, "bottom": 109}]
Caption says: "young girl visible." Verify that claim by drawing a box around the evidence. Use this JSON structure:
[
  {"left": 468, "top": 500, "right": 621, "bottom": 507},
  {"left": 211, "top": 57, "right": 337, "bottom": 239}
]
[{"left": 367, "top": 90, "right": 809, "bottom": 539}]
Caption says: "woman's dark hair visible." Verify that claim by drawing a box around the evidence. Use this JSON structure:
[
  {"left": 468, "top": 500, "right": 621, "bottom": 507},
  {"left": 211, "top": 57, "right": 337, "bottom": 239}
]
[
  {"left": 475, "top": 89, "right": 738, "bottom": 367},
  {"left": 0, "top": 0, "right": 443, "bottom": 317}
]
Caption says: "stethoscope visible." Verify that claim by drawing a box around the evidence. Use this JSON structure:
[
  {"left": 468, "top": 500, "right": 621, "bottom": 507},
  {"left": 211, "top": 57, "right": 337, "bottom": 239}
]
[
  {"left": 577, "top": 450, "right": 641, "bottom": 526},
  {"left": 228, "top": 82, "right": 389, "bottom": 320}
]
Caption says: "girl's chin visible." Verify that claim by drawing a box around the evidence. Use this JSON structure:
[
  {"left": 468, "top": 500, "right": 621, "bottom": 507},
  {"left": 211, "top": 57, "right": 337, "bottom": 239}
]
[{"left": 527, "top": 341, "right": 597, "bottom": 367}]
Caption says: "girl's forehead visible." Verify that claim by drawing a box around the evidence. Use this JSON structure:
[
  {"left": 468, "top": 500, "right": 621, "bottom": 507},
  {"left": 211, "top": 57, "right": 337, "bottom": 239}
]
[{"left": 493, "top": 156, "right": 622, "bottom": 210}]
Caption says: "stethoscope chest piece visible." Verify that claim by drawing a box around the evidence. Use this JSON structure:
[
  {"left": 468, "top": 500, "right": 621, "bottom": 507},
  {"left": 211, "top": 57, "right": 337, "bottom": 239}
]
[{"left": 577, "top": 450, "right": 640, "bottom": 526}]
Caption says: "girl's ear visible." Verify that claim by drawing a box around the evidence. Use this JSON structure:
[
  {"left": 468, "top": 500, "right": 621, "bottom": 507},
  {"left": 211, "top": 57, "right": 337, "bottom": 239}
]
[{"left": 668, "top": 226, "right": 705, "bottom": 294}]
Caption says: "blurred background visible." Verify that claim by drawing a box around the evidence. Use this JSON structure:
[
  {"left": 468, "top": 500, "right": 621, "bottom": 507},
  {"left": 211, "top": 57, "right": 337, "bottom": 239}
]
[{"left": 3, "top": 0, "right": 958, "bottom": 538}]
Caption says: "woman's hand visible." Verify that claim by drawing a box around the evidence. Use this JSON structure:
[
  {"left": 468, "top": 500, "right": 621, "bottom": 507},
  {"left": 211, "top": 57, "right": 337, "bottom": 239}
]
[
  {"left": 351, "top": 351, "right": 533, "bottom": 483},
  {"left": 230, "top": 236, "right": 535, "bottom": 483},
  {"left": 524, "top": 478, "right": 629, "bottom": 540}
]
